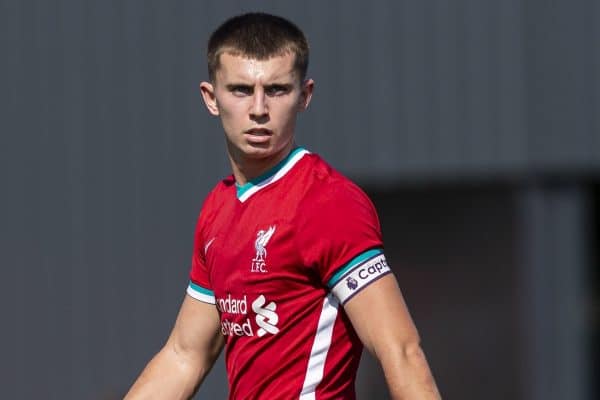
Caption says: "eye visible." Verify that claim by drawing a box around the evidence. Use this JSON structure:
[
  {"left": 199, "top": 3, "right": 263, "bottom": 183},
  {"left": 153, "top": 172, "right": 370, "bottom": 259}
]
[
  {"left": 230, "top": 85, "right": 252, "bottom": 96},
  {"left": 265, "top": 85, "right": 290, "bottom": 96}
]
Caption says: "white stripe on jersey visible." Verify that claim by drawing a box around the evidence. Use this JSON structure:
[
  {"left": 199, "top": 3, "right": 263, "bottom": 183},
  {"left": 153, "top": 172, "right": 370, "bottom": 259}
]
[
  {"left": 186, "top": 285, "right": 216, "bottom": 304},
  {"left": 299, "top": 293, "right": 339, "bottom": 399}
]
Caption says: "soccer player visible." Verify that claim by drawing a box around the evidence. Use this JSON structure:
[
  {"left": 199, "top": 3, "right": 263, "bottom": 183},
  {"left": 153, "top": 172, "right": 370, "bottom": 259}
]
[{"left": 125, "top": 12, "right": 441, "bottom": 400}]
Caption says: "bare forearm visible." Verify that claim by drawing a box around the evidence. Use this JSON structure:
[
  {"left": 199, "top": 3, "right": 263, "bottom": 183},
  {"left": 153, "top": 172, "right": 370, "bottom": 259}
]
[
  {"left": 343, "top": 276, "right": 440, "bottom": 398},
  {"left": 380, "top": 342, "right": 441, "bottom": 400},
  {"left": 125, "top": 345, "right": 208, "bottom": 400}
]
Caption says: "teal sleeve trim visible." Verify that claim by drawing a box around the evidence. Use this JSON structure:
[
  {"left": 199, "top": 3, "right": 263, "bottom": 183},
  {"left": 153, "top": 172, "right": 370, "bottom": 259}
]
[
  {"left": 189, "top": 281, "right": 214, "bottom": 296},
  {"left": 326, "top": 248, "right": 383, "bottom": 288}
]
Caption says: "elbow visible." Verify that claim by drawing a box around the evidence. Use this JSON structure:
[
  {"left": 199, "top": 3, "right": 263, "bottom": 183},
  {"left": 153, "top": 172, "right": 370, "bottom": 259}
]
[
  {"left": 401, "top": 338, "right": 426, "bottom": 361},
  {"left": 376, "top": 335, "right": 426, "bottom": 367}
]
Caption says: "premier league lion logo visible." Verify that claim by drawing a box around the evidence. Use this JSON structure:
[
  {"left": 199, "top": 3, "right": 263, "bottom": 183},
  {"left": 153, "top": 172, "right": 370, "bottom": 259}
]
[{"left": 346, "top": 277, "right": 358, "bottom": 290}]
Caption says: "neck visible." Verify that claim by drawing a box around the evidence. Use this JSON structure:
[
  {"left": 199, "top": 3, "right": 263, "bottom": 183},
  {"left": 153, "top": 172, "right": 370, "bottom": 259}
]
[{"left": 228, "top": 141, "right": 296, "bottom": 185}]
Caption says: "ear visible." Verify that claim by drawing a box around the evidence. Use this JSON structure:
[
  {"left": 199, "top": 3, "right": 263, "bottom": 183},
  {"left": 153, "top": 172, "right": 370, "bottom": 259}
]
[
  {"left": 298, "top": 78, "right": 314, "bottom": 112},
  {"left": 200, "top": 81, "right": 220, "bottom": 116}
]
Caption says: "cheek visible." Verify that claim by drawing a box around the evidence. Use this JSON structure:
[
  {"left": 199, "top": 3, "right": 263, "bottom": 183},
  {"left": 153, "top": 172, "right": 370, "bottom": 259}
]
[
  {"left": 279, "top": 103, "right": 301, "bottom": 126},
  {"left": 218, "top": 102, "right": 245, "bottom": 123}
]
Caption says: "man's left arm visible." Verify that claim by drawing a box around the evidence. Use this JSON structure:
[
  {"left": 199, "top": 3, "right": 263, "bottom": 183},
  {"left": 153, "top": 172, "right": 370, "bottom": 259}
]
[{"left": 344, "top": 273, "right": 441, "bottom": 399}]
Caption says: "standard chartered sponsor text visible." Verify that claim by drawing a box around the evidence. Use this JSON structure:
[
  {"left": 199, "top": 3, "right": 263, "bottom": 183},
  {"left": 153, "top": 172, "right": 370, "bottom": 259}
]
[
  {"left": 216, "top": 293, "right": 248, "bottom": 314},
  {"left": 217, "top": 294, "right": 279, "bottom": 337}
]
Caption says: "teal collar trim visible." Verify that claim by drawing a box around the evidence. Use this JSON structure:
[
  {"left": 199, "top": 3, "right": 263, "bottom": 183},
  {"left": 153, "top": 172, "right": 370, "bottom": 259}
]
[{"left": 236, "top": 147, "right": 308, "bottom": 202}]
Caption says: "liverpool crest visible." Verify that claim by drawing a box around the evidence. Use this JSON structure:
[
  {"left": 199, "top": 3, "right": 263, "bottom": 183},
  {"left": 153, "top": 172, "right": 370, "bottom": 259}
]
[{"left": 251, "top": 225, "right": 276, "bottom": 273}]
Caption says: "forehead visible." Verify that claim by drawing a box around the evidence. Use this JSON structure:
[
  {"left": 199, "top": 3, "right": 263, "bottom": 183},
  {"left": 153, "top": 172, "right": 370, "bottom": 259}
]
[{"left": 215, "top": 52, "right": 298, "bottom": 84}]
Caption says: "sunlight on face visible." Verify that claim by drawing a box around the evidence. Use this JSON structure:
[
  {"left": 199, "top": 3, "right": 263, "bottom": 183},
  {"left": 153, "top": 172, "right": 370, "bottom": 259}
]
[{"left": 201, "top": 52, "right": 313, "bottom": 179}]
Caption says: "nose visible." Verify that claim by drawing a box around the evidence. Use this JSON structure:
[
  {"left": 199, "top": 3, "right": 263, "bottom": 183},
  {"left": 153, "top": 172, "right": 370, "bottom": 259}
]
[{"left": 250, "top": 90, "right": 268, "bottom": 119}]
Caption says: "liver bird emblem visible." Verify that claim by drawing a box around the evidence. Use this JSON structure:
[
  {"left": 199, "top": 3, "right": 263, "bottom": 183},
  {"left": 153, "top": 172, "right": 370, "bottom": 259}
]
[{"left": 254, "top": 226, "right": 276, "bottom": 262}]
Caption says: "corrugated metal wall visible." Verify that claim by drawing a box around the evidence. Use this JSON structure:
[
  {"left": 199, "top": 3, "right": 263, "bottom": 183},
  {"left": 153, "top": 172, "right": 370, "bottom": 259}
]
[
  {"left": 1, "top": 0, "right": 598, "bottom": 398},
  {"left": 524, "top": 0, "right": 600, "bottom": 172},
  {"left": 305, "top": 0, "right": 530, "bottom": 178},
  {"left": 4, "top": 1, "right": 598, "bottom": 182}
]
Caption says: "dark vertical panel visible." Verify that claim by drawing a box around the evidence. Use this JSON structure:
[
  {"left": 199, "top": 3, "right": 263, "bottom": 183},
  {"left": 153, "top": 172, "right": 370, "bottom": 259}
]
[
  {"left": 84, "top": 0, "right": 127, "bottom": 393},
  {"left": 432, "top": 0, "right": 462, "bottom": 170},
  {"left": 463, "top": 0, "right": 498, "bottom": 168},
  {"left": 76, "top": 0, "right": 114, "bottom": 394},
  {"left": 8, "top": 0, "right": 29, "bottom": 392},
  {"left": 106, "top": 1, "right": 138, "bottom": 392},
  {"left": 1, "top": 1, "right": 24, "bottom": 398},
  {"left": 496, "top": 0, "right": 526, "bottom": 168},
  {"left": 335, "top": 2, "right": 373, "bottom": 171},
  {"left": 57, "top": 0, "right": 89, "bottom": 396},
  {"left": 517, "top": 184, "right": 590, "bottom": 400},
  {"left": 13, "top": 0, "right": 61, "bottom": 397},
  {"left": 590, "top": 0, "right": 600, "bottom": 165},
  {"left": 367, "top": 0, "right": 409, "bottom": 172},
  {"left": 397, "top": 0, "right": 432, "bottom": 171},
  {"left": 525, "top": 0, "right": 596, "bottom": 169},
  {"left": 40, "top": 0, "right": 71, "bottom": 394}
]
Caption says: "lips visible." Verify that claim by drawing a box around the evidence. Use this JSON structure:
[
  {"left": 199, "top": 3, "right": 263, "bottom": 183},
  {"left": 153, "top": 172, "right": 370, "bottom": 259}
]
[
  {"left": 244, "top": 128, "right": 272, "bottom": 136},
  {"left": 244, "top": 128, "right": 273, "bottom": 144}
]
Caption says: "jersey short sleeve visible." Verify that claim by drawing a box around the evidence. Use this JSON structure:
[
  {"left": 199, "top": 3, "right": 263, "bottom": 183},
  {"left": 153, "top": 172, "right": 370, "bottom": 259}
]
[
  {"left": 296, "top": 179, "right": 391, "bottom": 305},
  {"left": 187, "top": 212, "right": 216, "bottom": 304}
]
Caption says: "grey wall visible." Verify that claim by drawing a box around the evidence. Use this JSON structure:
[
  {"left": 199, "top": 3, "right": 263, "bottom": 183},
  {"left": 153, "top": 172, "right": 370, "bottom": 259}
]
[
  {"left": 1, "top": 0, "right": 598, "bottom": 398},
  {"left": 358, "top": 186, "right": 521, "bottom": 400}
]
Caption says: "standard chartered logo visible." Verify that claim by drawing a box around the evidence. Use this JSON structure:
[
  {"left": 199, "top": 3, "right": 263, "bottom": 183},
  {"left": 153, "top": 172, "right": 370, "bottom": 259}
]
[
  {"left": 217, "top": 293, "right": 279, "bottom": 337},
  {"left": 252, "top": 295, "right": 280, "bottom": 337}
]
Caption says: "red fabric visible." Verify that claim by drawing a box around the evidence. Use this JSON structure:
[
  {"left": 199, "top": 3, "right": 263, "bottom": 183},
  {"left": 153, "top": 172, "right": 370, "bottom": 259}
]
[{"left": 189, "top": 152, "right": 383, "bottom": 399}]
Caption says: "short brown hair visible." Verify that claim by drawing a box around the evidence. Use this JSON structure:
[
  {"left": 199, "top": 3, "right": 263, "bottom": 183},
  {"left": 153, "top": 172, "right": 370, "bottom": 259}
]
[{"left": 207, "top": 12, "right": 309, "bottom": 82}]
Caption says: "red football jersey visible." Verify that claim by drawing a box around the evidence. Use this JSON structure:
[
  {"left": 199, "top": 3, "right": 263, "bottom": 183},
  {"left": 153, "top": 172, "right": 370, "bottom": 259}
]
[{"left": 188, "top": 148, "right": 391, "bottom": 399}]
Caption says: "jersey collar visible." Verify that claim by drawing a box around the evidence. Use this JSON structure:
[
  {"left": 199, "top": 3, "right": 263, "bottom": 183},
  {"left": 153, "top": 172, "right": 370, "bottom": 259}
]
[{"left": 236, "top": 147, "right": 309, "bottom": 202}]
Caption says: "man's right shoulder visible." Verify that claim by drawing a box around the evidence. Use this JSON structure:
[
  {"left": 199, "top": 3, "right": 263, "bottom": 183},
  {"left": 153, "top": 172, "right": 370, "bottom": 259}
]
[{"left": 203, "top": 175, "right": 235, "bottom": 204}]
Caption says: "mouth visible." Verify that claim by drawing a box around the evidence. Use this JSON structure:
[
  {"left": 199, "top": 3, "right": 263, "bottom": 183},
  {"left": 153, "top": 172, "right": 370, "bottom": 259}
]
[
  {"left": 243, "top": 128, "right": 273, "bottom": 145},
  {"left": 244, "top": 128, "right": 272, "bottom": 136}
]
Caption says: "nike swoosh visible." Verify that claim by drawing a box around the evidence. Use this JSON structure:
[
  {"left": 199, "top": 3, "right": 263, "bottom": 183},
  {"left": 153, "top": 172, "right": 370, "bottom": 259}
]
[{"left": 204, "top": 237, "right": 216, "bottom": 253}]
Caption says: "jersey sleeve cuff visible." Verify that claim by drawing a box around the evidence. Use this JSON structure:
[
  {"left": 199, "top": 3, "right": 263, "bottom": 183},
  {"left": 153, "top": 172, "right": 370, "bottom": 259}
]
[
  {"left": 187, "top": 281, "right": 216, "bottom": 304},
  {"left": 327, "top": 249, "right": 391, "bottom": 305}
]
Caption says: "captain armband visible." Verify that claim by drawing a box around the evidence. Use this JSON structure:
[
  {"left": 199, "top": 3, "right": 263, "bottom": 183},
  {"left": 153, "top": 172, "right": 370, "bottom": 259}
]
[{"left": 328, "top": 250, "right": 392, "bottom": 305}]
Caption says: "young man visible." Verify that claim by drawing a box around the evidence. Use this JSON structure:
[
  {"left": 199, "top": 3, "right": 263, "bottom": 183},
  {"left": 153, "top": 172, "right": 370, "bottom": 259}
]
[{"left": 126, "top": 13, "right": 440, "bottom": 399}]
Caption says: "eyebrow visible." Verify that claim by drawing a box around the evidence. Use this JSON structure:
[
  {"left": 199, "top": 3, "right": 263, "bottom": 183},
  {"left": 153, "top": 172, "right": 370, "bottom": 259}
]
[
  {"left": 225, "top": 83, "right": 252, "bottom": 90},
  {"left": 265, "top": 83, "right": 294, "bottom": 90},
  {"left": 225, "top": 82, "right": 295, "bottom": 90}
]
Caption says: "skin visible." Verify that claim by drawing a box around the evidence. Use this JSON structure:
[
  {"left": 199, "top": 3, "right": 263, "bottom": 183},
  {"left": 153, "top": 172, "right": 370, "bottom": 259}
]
[
  {"left": 345, "top": 275, "right": 442, "bottom": 399},
  {"left": 124, "top": 297, "right": 223, "bottom": 399},
  {"left": 199, "top": 51, "right": 314, "bottom": 185},
  {"left": 126, "top": 51, "right": 440, "bottom": 399}
]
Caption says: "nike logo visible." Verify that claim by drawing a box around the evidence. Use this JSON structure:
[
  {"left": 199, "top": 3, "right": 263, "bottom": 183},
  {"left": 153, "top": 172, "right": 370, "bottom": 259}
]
[{"left": 204, "top": 237, "right": 216, "bottom": 253}]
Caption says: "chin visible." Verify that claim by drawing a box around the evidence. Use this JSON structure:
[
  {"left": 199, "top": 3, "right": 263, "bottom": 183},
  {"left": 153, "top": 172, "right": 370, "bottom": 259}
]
[{"left": 240, "top": 144, "right": 274, "bottom": 158}]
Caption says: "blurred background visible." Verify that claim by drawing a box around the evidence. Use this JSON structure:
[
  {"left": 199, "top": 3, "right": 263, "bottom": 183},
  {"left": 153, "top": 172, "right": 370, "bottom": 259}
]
[{"left": 1, "top": 0, "right": 599, "bottom": 399}]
